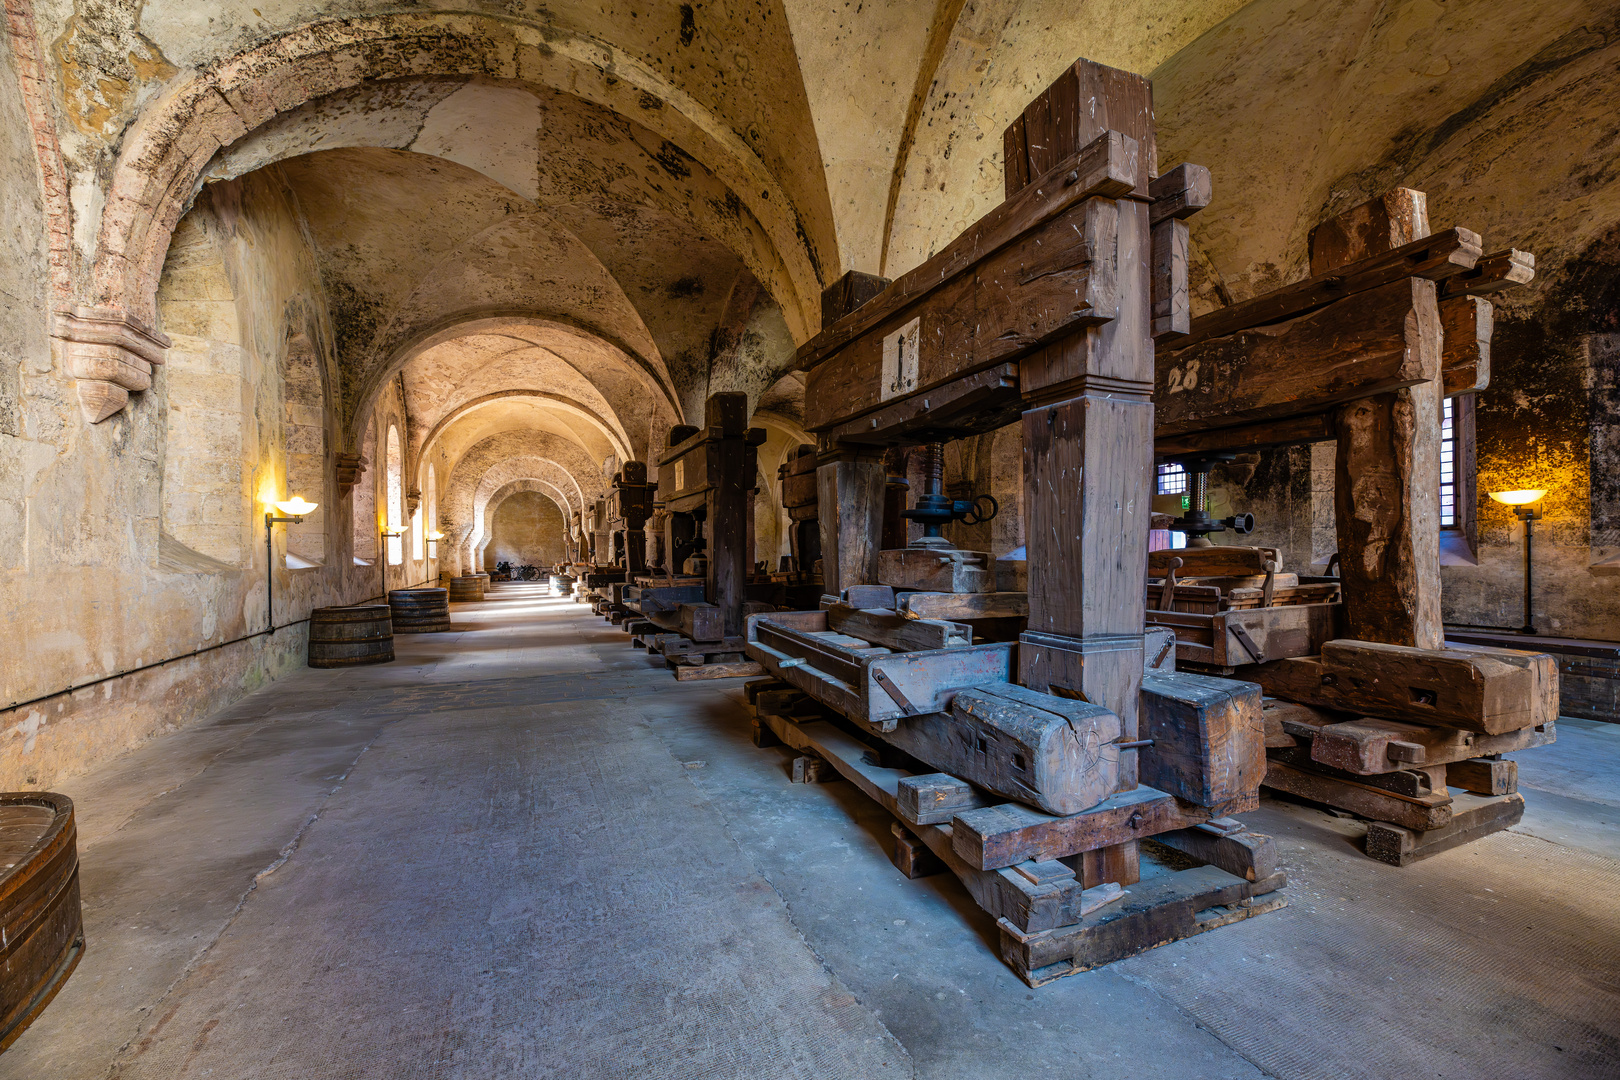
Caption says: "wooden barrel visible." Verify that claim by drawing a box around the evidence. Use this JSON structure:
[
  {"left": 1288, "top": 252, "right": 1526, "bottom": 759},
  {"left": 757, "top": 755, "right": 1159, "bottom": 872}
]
[
  {"left": 308, "top": 605, "right": 394, "bottom": 667},
  {"left": 388, "top": 588, "right": 451, "bottom": 633},
  {"left": 0, "top": 793, "right": 83, "bottom": 1051},
  {"left": 473, "top": 572, "right": 491, "bottom": 594},
  {"left": 448, "top": 576, "right": 483, "bottom": 602}
]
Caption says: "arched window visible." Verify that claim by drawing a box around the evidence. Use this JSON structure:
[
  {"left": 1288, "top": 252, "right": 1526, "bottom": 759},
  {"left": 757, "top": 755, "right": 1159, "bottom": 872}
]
[
  {"left": 159, "top": 209, "right": 246, "bottom": 566},
  {"left": 411, "top": 499, "right": 424, "bottom": 561},
  {"left": 352, "top": 416, "right": 377, "bottom": 565},
  {"left": 426, "top": 463, "right": 438, "bottom": 561},
  {"left": 282, "top": 332, "right": 326, "bottom": 567},
  {"left": 386, "top": 426, "right": 403, "bottom": 566}
]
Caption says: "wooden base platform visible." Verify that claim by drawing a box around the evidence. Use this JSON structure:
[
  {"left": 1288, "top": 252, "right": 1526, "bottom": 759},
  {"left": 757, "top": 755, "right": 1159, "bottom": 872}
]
[{"left": 748, "top": 682, "right": 1285, "bottom": 986}]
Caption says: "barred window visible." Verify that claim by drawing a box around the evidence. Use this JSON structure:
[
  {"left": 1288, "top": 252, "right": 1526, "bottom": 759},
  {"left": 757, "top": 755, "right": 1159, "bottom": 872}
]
[
  {"left": 1441, "top": 398, "right": 1457, "bottom": 529},
  {"left": 1157, "top": 462, "right": 1188, "bottom": 496}
]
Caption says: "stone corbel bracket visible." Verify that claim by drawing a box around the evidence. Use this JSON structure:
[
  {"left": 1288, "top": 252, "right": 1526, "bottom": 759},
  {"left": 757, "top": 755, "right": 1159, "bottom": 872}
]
[
  {"left": 406, "top": 488, "right": 422, "bottom": 516},
  {"left": 54, "top": 305, "right": 171, "bottom": 423},
  {"left": 335, "top": 452, "right": 367, "bottom": 496}
]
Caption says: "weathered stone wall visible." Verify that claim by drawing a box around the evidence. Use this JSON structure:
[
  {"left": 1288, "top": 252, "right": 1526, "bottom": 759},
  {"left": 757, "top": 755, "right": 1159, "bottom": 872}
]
[
  {"left": 485, "top": 491, "right": 568, "bottom": 569},
  {"left": 0, "top": 162, "right": 399, "bottom": 790}
]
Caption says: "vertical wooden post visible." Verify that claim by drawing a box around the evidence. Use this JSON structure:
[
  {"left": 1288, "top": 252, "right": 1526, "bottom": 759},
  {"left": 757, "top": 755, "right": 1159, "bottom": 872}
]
[
  {"left": 1310, "top": 191, "right": 1444, "bottom": 650},
  {"left": 696, "top": 392, "right": 757, "bottom": 638},
  {"left": 815, "top": 271, "right": 892, "bottom": 596},
  {"left": 1012, "top": 60, "right": 1156, "bottom": 883}
]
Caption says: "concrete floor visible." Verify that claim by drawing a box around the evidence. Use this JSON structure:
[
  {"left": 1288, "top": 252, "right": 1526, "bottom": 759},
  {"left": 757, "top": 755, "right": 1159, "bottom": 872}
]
[{"left": 6, "top": 584, "right": 1619, "bottom": 1079}]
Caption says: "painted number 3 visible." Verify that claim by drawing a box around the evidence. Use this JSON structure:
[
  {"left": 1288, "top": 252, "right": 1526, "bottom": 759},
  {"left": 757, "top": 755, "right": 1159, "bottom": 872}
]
[{"left": 1166, "top": 359, "right": 1201, "bottom": 393}]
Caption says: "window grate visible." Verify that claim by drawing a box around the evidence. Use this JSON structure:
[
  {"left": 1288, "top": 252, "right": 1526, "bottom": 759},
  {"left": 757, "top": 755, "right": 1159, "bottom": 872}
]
[
  {"left": 1440, "top": 397, "right": 1456, "bottom": 529},
  {"left": 1157, "top": 462, "right": 1188, "bottom": 496}
]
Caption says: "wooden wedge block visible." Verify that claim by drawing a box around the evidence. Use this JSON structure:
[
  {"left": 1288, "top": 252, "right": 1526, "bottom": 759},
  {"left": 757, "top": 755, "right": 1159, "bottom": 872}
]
[
  {"left": 1149, "top": 546, "right": 1278, "bottom": 578},
  {"left": 950, "top": 786, "right": 1228, "bottom": 871},
  {"left": 1363, "top": 792, "right": 1523, "bottom": 865},
  {"left": 1447, "top": 757, "right": 1517, "bottom": 796},
  {"left": 1148, "top": 824, "right": 1280, "bottom": 884},
  {"left": 1268, "top": 746, "right": 1445, "bottom": 797},
  {"left": 1286, "top": 711, "right": 1554, "bottom": 774},
  {"left": 678, "top": 603, "right": 725, "bottom": 643},
  {"left": 944, "top": 683, "right": 1122, "bottom": 815},
  {"left": 878, "top": 548, "right": 995, "bottom": 593},
  {"left": 1263, "top": 759, "right": 1452, "bottom": 831},
  {"left": 674, "top": 661, "right": 763, "bottom": 681},
  {"left": 751, "top": 717, "right": 782, "bottom": 748},
  {"left": 897, "top": 773, "right": 985, "bottom": 825},
  {"left": 891, "top": 822, "right": 947, "bottom": 878},
  {"left": 1140, "top": 670, "right": 1266, "bottom": 809},
  {"left": 826, "top": 603, "right": 972, "bottom": 650},
  {"left": 791, "top": 755, "right": 836, "bottom": 783},
  {"left": 1253, "top": 640, "right": 1557, "bottom": 734},
  {"left": 896, "top": 592, "right": 1029, "bottom": 621}
]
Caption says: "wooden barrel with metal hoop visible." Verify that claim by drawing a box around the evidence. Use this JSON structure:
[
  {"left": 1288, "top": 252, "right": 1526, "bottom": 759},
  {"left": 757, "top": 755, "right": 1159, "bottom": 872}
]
[
  {"left": 473, "top": 572, "right": 490, "bottom": 594},
  {"left": 388, "top": 588, "right": 451, "bottom": 633},
  {"left": 448, "top": 576, "right": 483, "bottom": 602},
  {"left": 0, "top": 792, "right": 83, "bottom": 1052},
  {"left": 307, "top": 605, "right": 394, "bottom": 667}
]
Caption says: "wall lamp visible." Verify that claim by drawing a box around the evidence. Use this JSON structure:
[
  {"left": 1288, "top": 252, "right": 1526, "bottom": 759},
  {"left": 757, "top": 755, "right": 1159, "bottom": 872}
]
[
  {"left": 1488, "top": 489, "right": 1547, "bottom": 635},
  {"left": 264, "top": 497, "right": 318, "bottom": 632}
]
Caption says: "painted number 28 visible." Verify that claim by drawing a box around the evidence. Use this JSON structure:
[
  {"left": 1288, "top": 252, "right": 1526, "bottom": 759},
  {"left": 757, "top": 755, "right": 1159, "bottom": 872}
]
[{"left": 1165, "top": 359, "right": 1201, "bottom": 394}]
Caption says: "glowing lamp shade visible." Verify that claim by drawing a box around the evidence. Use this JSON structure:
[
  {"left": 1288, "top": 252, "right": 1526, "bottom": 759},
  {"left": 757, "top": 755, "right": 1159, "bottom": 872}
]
[
  {"left": 427, "top": 531, "right": 445, "bottom": 541},
  {"left": 1488, "top": 489, "right": 1547, "bottom": 507},
  {"left": 274, "top": 497, "right": 319, "bottom": 516}
]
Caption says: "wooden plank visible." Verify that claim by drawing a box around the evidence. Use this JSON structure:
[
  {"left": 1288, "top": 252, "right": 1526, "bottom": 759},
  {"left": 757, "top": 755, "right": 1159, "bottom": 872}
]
[
  {"left": 1007, "top": 57, "right": 1156, "bottom": 196},
  {"left": 1151, "top": 218, "right": 1189, "bottom": 341},
  {"left": 1363, "top": 792, "right": 1523, "bottom": 865},
  {"left": 804, "top": 192, "right": 1118, "bottom": 431},
  {"left": 1156, "top": 278, "right": 1437, "bottom": 438},
  {"left": 897, "top": 773, "right": 987, "bottom": 825},
  {"left": 950, "top": 786, "right": 1231, "bottom": 871},
  {"left": 1440, "top": 295, "right": 1491, "bottom": 395},
  {"left": 877, "top": 548, "right": 994, "bottom": 593},
  {"left": 1154, "top": 412, "right": 1337, "bottom": 456},
  {"left": 1262, "top": 758, "right": 1452, "bottom": 831},
  {"left": 898, "top": 591, "right": 1029, "bottom": 621},
  {"left": 826, "top": 603, "right": 972, "bottom": 651},
  {"left": 1447, "top": 757, "right": 1517, "bottom": 796},
  {"left": 800, "top": 129, "right": 1136, "bottom": 372},
  {"left": 674, "top": 661, "right": 764, "bottom": 682},
  {"left": 1163, "top": 226, "right": 1481, "bottom": 353},
  {"left": 1267, "top": 747, "right": 1445, "bottom": 797},
  {"left": 1139, "top": 671, "right": 1266, "bottom": 809},
  {"left": 940, "top": 683, "right": 1123, "bottom": 815}
]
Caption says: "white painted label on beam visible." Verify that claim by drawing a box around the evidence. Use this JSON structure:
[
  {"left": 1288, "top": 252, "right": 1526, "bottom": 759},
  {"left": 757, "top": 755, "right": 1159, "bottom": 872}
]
[
  {"left": 881, "top": 317, "right": 921, "bottom": 402},
  {"left": 674, "top": 461, "right": 685, "bottom": 490}
]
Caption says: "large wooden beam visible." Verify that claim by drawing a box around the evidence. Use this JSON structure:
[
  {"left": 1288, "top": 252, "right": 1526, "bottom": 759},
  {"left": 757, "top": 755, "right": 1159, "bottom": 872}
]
[{"left": 1155, "top": 277, "right": 1437, "bottom": 437}]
